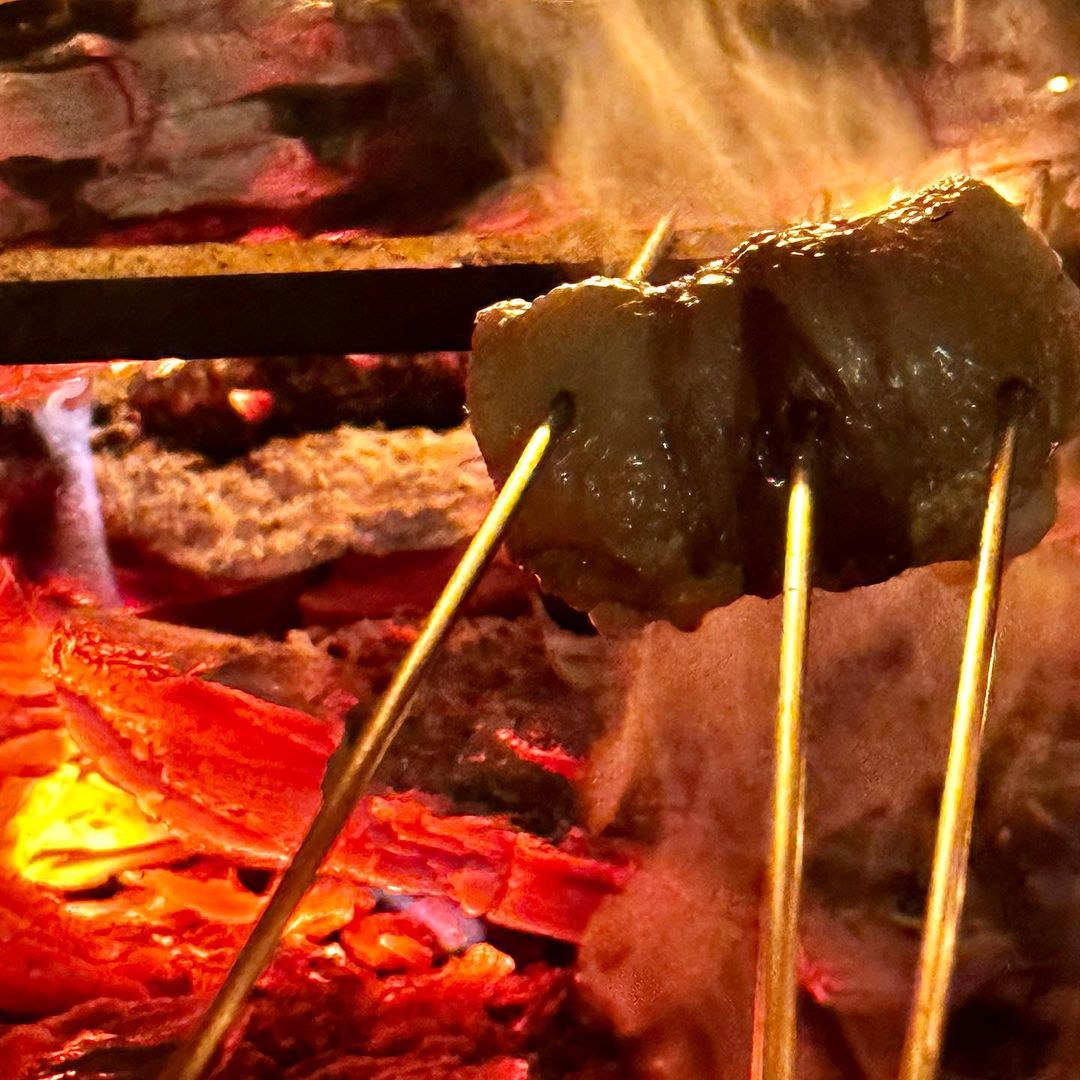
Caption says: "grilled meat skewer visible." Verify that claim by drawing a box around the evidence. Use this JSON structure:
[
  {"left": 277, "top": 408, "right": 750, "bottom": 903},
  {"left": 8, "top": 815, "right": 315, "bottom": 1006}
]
[{"left": 469, "top": 178, "right": 1080, "bottom": 628}]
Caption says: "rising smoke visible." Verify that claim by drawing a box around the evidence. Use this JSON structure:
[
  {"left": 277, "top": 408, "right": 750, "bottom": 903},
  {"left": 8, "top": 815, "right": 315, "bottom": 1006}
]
[{"left": 453, "top": 0, "right": 932, "bottom": 230}]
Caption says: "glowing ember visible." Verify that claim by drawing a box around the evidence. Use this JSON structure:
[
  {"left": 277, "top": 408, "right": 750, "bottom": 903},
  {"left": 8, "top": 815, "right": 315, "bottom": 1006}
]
[
  {"left": 0, "top": 585, "right": 629, "bottom": 1072},
  {"left": 146, "top": 359, "right": 188, "bottom": 380},
  {"left": 341, "top": 911, "right": 438, "bottom": 971},
  {"left": 0, "top": 365, "right": 105, "bottom": 407},
  {"left": 494, "top": 728, "right": 584, "bottom": 781},
  {"left": 10, "top": 759, "right": 169, "bottom": 890},
  {"left": 226, "top": 387, "right": 275, "bottom": 423},
  {"left": 43, "top": 615, "right": 632, "bottom": 942},
  {"left": 108, "top": 360, "right": 144, "bottom": 377}
]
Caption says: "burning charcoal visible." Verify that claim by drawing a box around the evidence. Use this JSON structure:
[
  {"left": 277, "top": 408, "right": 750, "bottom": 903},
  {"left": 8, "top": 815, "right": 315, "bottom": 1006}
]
[
  {"left": 298, "top": 545, "right": 533, "bottom": 625},
  {"left": 470, "top": 177, "right": 1080, "bottom": 628},
  {"left": 0, "top": 850, "right": 271, "bottom": 1014},
  {"left": 312, "top": 613, "right": 616, "bottom": 836},
  {"left": 109, "top": 354, "right": 467, "bottom": 458},
  {"left": 0, "top": 944, "right": 592, "bottom": 1078},
  {"left": 44, "top": 615, "right": 632, "bottom": 943},
  {"left": 0, "top": 875, "right": 152, "bottom": 1015},
  {"left": 0, "top": 579, "right": 630, "bottom": 1066},
  {"left": 94, "top": 425, "right": 495, "bottom": 580}
]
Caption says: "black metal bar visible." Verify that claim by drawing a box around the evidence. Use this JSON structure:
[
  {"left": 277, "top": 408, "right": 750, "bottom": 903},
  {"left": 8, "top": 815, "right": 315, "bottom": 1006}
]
[
  {"left": 0, "top": 225, "right": 733, "bottom": 363},
  {"left": 0, "top": 265, "right": 574, "bottom": 362}
]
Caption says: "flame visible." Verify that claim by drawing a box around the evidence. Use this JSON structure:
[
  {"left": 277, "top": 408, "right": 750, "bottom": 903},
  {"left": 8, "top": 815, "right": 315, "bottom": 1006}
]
[
  {"left": 10, "top": 757, "right": 170, "bottom": 890},
  {"left": 7, "top": 754, "right": 367, "bottom": 939}
]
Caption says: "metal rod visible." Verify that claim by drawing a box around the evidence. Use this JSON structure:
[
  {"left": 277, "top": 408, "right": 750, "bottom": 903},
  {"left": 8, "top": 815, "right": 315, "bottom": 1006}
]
[
  {"left": 157, "top": 399, "right": 570, "bottom": 1080},
  {"left": 0, "top": 265, "right": 572, "bottom": 363},
  {"left": 159, "top": 213, "right": 674, "bottom": 1080},
  {"left": 899, "top": 415, "right": 1019, "bottom": 1080},
  {"left": 757, "top": 451, "right": 815, "bottom": 1080},
  {"left": 622, "top": 210, "right": 676, "bottom": 281},
  {"left": 0, "top": 223, "right": 712, "bottom": 364}
]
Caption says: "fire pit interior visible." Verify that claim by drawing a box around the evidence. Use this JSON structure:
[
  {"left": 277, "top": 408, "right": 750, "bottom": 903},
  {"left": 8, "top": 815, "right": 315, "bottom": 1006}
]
[{"left": 2, "top": 3, "right": 1080, "bottom": 1079}]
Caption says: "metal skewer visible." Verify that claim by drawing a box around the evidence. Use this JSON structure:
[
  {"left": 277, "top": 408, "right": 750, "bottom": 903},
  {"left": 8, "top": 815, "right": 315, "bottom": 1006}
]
[
  {"left": 159, "top": 217, "right": 675, "bottom": 1080},
  {"left": 756, "top": 442, "right": 815, "bottom": 1080},
  {"left": 158, "top": 407, "right": 565, "bottom": 1080},
  {"left": 899, "top": 407, "right": 1020, "bottom": 1080},
  {"left": 623, "top": 209, "right": 676, "bottom": 281}
]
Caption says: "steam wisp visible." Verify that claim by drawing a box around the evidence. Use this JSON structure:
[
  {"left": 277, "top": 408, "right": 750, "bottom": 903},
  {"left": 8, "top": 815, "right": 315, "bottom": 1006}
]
[
  {"left": 33, "top": 381, "right": 119, "bottom": 606},
  {"left": 457, "top": 0, "right": 932, "bottom": 232}
]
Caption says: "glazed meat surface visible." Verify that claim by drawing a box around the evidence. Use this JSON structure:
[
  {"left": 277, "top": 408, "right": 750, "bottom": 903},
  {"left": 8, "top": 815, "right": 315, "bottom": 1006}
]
[{"left": 469, "top": 178, "right": 1080, "bottom": 627}]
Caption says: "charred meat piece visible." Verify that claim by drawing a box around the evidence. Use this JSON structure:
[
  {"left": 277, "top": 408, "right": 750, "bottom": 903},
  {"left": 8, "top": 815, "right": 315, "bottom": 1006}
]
[
  {"left": 472, "top": 275, "right": 748, "bottom": 630},
  {"left": 727, "top": 178, "right": 1080, "bottom": 600},
  {"left": 469, "top": 178, "right": 1080, "bottom": 627}
]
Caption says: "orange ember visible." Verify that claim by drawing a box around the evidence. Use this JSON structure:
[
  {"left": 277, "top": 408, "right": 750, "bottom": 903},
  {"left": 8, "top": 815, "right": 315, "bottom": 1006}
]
[
  {"left": 9, "top": 757, "right": 171, "bottom": 890},
  {"left": 0, "top": 570, "right": 632, "bottom": 1071},
  {"left": 226, "top": 387, "right": 275, "bottom": 423},
  {"left": 0, "top": 364, "right": 107, "bottom": 406}
]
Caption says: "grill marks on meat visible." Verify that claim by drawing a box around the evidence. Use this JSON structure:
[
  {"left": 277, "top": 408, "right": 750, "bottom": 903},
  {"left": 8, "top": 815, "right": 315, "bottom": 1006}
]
[{"left": 469, "top": 178, "right": 1080, "bottom": 627}]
